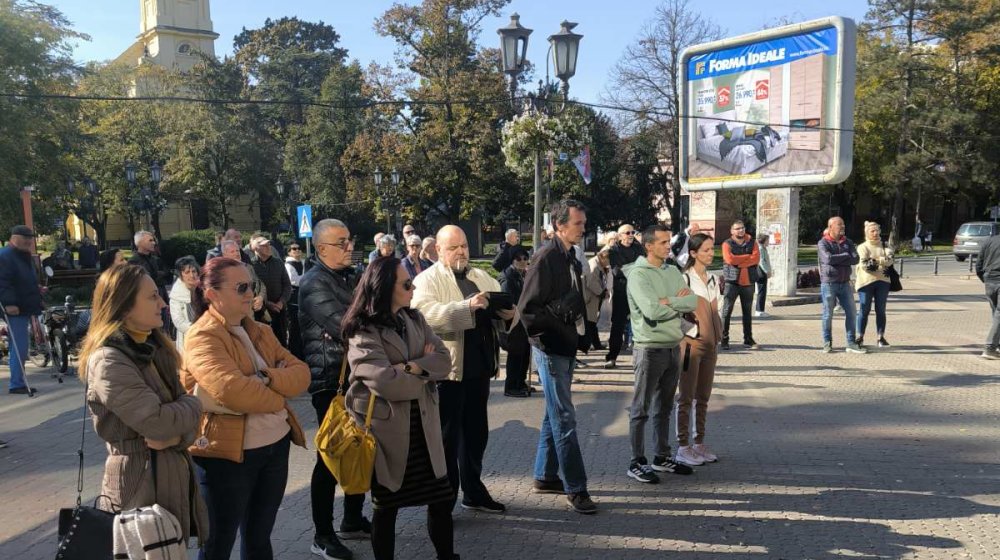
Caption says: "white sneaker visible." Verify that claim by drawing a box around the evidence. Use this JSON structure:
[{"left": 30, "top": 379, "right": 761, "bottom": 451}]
[
  {"left": 675, "top": 445, "right": 705, "bottom": 466},
  {"left": 754, "top": 311, "right": 769, "bottom": 318},
  {"left": 692, "top": 443, "right": 718, "bottom": 463}
]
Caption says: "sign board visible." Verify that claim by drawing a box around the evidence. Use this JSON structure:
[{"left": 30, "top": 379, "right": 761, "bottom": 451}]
[
  {"left": 679, "top": 17, "right": 856, "bottom": 191},
  {"left": 297, "top": 205, "right": 313, "bottom": 239},
  {"left": 990, "top": 205, "right": 1000, "bottom": 220}
]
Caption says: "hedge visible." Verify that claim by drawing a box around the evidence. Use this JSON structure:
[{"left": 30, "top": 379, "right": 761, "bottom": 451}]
[{"left": 159, "top": 229, "right": 219, "bottom": 266}]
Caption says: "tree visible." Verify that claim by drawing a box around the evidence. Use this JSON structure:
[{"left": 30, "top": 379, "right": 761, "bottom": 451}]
[
  {"left": 0, "top": 0, "right": 83, "bottom": 236},
  {"left": 604, "top": 0, "right": 722, "bottom": 228},
  {"left": 163, "top": 56, "right": 278, "bottom": 229}
]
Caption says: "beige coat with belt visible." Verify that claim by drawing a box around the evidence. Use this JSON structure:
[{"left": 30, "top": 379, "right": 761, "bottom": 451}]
[
  {"left": 345, "top": 310, "right": 452, "bottom": 492},
  {"left": 86, "top": 337, "right": 208, "bottom": 543},
  {"left": 411, "top": 261, "right": 503, "bottom": 382}
]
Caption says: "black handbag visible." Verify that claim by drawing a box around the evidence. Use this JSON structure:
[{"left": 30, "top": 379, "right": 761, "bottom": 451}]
[
  {"left": 882, "top": 242, "right": 903, "bottom": 292},
  {"left": 56, "top": 374, "right": 116, "bottom": 560}
]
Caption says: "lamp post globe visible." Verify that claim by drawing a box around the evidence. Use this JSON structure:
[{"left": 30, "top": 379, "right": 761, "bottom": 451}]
[
  {"left": 150, "top": 161, "right": 162, "bottom": 185},
  {"left": 549, "top": 21, "right": 582, "bottom": 84},
  {"left": 498, "top": 13, "right": 533, "bottom": 101}
]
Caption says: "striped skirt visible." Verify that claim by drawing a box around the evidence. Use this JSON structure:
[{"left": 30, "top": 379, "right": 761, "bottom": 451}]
[{"left": 371, "top": 401, "right": 453, "bottom": 509}]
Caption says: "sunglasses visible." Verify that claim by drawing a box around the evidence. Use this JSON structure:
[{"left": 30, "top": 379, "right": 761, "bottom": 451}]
[
  {"left": 622, "top": 231, "right": 636, "bottom": 236},
  {"left": 289, "top": 246, "right": 301, "bottom": 251},
  {"left": 402, "top": 279, "right": 414, "bottom": 291},
  {"left": 217, "top": 281, "right": 257, "bottom": 295}
]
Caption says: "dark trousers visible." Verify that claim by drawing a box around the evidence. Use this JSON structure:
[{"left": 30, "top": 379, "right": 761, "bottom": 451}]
[
  {"left": 582, "top": 320, "right": 603, "bottom": 352},
  {"left": 986, "top": 283, "right": 1000, "bottom": 349},
  {"left": 755, "top": 274, "right": 768, "bottom": 313},
  {"left": 720, "top": 283, "right": 754, "bottom": 342},
  {"left": 605, "top": 289, "right": 630, "bottom": 362},
  {"left": 438, "top": 374, "right": 491, "bottom": 506},
  {"left": 857, "top": 281, "right": 890, "bottom": 338},
  {"left": 194, "top": 435, "right": 291, "bottom": 560},
  {"left": 269, "top": 307, "right": 288, "bottom": 348},
  {"left": 311, "top": 391, "right": 366, "bottom": 536},
  {"left": 371, "top": 500, "right": 453, "bottom": 560},
  {"left": 504, "top": 324, "right": 530, "bottom": 392}
]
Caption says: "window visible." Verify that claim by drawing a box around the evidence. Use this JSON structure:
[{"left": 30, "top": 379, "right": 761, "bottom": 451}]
[{"left": 177, "top": 43, "right": 192, "bottom": 55}]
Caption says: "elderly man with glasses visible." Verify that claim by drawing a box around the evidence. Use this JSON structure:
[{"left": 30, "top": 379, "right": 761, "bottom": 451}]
[
  {"left": 297, "top": 219, "right": 371, "bottom": 558},
  {"left": 604, "top": 224, "right": 645, "bottom": 369}
]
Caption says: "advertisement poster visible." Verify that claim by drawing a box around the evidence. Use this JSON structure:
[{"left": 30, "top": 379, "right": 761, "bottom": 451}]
[{"left": 679, "top": 18, "right": 855, "bottom": 191}]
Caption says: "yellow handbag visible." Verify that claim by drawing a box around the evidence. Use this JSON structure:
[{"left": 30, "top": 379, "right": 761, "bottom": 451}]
[{"left": 314, "top": 356, "right": 377, "bottom": 494}]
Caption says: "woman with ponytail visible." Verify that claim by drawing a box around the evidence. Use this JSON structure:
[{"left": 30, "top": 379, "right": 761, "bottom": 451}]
[
  {"left": 180, "top": 257, "right": 310, "bottom": 560},
  {"left": 675, "top": 234, "right": 724, "bottom": 467},
  {"left": 78, "top": 264, "right": 207, "bottom": 547}
]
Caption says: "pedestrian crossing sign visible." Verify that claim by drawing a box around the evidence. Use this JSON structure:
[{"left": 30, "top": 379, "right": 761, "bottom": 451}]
[{"left": 297, "top": 205, "right": 313, "bottom": 238}]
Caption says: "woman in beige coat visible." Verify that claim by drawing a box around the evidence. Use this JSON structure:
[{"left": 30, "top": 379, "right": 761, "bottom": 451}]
[
  {"left": 342, "top": 257, "right": 454, "bottom": 560},
  {"left": 78, "top": 264, "right": 207, "bottom": 547}
]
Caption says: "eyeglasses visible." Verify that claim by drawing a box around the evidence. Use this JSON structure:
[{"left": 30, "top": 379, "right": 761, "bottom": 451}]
[
  {"left": 317, "top": 240, "right": 353, "bottom": 251},
  {"left": 402, "top": 279, "right": 414, "bottom": 291},
  {"left": 622, "top": 231, "right": 636, "bottom": 236},
  {"left": 217, "top": 281, "right": 256, "bottom": 295},
  {"left": 289, "top": 246, "right": 301, "bottom": 251}
]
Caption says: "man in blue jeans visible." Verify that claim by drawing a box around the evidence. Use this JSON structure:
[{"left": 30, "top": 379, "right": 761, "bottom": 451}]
[
  {"left": 0, "top": 226, "right": 44, "bottom": 401},
  {"left": 517, "top": 199, "right": 596, "bottom": 514},
  {"left": 817, "top": 217, "right": 867, "bottom": 354}
]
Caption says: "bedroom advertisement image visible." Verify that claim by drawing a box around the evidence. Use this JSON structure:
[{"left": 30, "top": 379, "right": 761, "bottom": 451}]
[{"left": 683, "top": 26, "right": 845, "bottom": 187}]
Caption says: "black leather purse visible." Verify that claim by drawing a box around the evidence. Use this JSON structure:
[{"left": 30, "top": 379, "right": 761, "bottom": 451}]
[{"left": 56, "top": 374, "right": 115, "bottom": 560}]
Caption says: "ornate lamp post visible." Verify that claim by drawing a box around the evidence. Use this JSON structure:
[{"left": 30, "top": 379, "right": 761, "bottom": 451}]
[
  {"left": 124, "top": 160, "right": 163, "bottom": 231},
  {"left": 374, "top": 167, "right": 402, "bottom": 235},
  {"left": 498, "top": 14, "right": 583, "bottom": 250}
]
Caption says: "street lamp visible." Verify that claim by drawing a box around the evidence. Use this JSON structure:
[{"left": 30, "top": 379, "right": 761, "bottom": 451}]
[
  {"left": 374, "top": 167, "right": 401, "bottom": 234},
  {"left": 125, "top": 160, "right": 163, "bottom": 231},
  {"left": 498, "top": 14, "right": 583, "bottom": 250}
]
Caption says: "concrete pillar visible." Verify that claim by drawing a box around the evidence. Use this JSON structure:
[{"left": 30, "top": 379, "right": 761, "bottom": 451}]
[{"left": 756, "top": 187, "right": 800, "bottom": 297}]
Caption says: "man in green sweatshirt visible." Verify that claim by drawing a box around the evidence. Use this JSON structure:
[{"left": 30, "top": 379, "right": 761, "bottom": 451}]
[{"left": 624, "top": 224, "right": 699, "bottom": 483}]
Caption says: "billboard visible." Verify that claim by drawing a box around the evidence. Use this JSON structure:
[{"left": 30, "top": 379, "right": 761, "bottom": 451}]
[{"left": 679, "top": 17, "right": 856, "bottom": 191}]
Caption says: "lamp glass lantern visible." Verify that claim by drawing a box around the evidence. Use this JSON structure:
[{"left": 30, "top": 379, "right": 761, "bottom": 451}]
[
  {"left": 549, "top": 21, "right": 582, "bottom": 82},
  {"left": 498, "top": 13, "right": 532, "bottom": 76},
  {"left": 125, "top": 161, "right": 137, "bottom": 184},
  {"left": 84, "top": 178, "right": 97, "bottom": 196},
  {"left": 373, "top": 167, "right": 383, "bottom": 187},
  {"left": 66, "top": 178, "right": 75, "bottom": 195},
  {"left": 276, "top": 180, "right": 285, "bottom": 197},
  {"left": 391, "top": 168, "right": 400, "bottom": 186},
  {"left": 150, "top": 161, "right": 162, "bottom": 185}
]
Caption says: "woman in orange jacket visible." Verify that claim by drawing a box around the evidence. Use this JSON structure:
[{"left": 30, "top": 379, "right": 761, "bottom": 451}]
[{"left": 181, "top": 257, "right": 310, "bottom": 560}]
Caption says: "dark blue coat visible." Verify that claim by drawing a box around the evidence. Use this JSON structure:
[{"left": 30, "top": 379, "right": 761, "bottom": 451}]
[{"left": 0, "top": 246, "right": 43, "bottom": 315}]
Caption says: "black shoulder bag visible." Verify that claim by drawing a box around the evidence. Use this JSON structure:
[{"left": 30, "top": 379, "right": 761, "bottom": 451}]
[
  {"left": 882, "top": 241, "right": 903, "bottom": 292},
  {"left": 56, "top": 374, "right": 116, "bottom": 560}
]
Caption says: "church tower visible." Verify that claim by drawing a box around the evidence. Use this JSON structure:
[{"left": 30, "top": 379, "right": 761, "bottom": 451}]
[{"left": 136, "top": 0, "right": 219, "bottom": 72}]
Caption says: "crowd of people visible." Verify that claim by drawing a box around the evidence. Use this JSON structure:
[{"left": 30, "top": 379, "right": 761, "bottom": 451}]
[{"left": 1, "top": 198, "right": 999, "bottom": 558}]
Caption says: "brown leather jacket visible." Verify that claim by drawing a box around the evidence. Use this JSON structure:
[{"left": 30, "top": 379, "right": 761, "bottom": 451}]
[{"left": 180, "top": 307, "right": 310, "bottom": 462}]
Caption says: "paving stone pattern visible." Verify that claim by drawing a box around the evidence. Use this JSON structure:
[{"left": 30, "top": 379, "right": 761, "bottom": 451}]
[{"left": 1, "top": 270, "right": 998, "bottom": 559}]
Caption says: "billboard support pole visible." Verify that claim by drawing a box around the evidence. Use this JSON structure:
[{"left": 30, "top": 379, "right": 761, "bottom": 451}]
[{"left": 756, "top": 187, "right": 800, "bottom": 298}]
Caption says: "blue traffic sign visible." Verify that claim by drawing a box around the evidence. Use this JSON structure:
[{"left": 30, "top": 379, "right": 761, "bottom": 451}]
[{"left": 297, "top": 205, "right": 313, "bottom": 238}]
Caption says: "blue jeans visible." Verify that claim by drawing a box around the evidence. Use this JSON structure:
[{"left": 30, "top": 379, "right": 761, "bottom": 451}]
[
  {"left": 194, "top": 434, "right": 291, "bottom": 560},
  {"left": 821, "top": 282, "right": 857, "bottom": 344},
  {"left": 856, "top": 281, "right": 890, "bottom": 338},
  {"left": 4, "top": 315, "right": 30, "bottom": 390},
  {"left": 532, "top": 348, "right": 588, "bottom": 494}
]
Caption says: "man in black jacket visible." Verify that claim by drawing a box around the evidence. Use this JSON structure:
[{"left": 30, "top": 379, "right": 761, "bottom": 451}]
[
  {"left": 604, "top": 223, "right": 645, "bottom": 368},
  {"left": 518, "top": 199, "right": 596, "bottom": 515},
  {"left": 298, "top": 218, "right": 367, "bottom": 559},
  {"left": 250, "top": 234, "right": 292, "bottom": 346},
  {"left": 0, "top": 225, "right": 43, "bottom": 397},
  {"left": 492, "top": 229, "right": 523, "bottom": 272},
  {"left": 500, "top": 246, "right": 531, "bottom": 396},
  {"left": 976, "top": 232, "right": 1000, "bottom": 359}
]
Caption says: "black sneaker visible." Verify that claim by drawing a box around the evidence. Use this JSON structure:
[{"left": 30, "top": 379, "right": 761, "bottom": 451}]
[
  {"left": 8, "top": 386, "right": 36, "bottom": 395},
  {"left": 311, "top": 534, "right": 353, "bottom": 560},
  {"left": 650, "top": 455, "right": 694, "bottom": 475},
  {"left": 461, "top": 497, "right": 506, "bottom": 513},
  {"left": 878, "top": 337, "right": 890, "bottom": 348},
  {"left": 532, "top": 478, "right": 565, "bottom": 494},
  {"left": 856, "top": 336, "right": 864, "bottom": 346},
  {"left": 337, "top": 516, "right": 371, "bottom": 540},
  {"left": 627, "top": 462, "right": 660, "bottom": 483},
  {"left": 720, "top": 338, "right": 730, "bottom": 351},
  {"left": 504, "top": 388, "right": 530, "bottom": 398},
  {"left": 744, "top": 338, "right": 759, "bottom": 349},
  {"left": 565, "top": 492, "right": 597, "bottom": 514}
]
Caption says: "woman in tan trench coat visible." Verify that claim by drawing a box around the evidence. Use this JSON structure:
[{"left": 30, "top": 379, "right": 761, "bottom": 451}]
[
  {"left": 342, "top": 257, "right": 454, "bottom": 560},
  {"left": 78, "top": 264, "right": 208, "bottom": 546}
]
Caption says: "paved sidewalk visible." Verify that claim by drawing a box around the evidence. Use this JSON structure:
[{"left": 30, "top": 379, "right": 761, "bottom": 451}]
[{"left": 2, "top": 273, "right": 998, "bottom": 559}]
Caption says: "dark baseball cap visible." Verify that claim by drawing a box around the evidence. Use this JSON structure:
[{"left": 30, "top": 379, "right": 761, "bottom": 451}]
[{"left": 11, "top": 225, "right": 35, "bottom": 237}]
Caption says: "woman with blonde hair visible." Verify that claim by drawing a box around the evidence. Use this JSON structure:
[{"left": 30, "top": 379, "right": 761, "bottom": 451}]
[
  {"left": 856, "top": 221, "right": 893, "bottom": 348},
  {"left": 78, "top": 264, "right": 207, "bottom": 547},
  {"left": 181, "top": 257, "right": 310, "bottom": 560}
]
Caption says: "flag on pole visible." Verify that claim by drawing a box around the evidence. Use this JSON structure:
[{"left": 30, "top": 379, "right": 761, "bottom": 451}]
[{"left": 572, "top": 145, "right": 592, "bottom": 185}]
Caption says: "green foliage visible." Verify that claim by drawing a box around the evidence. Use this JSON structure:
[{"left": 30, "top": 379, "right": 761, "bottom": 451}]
[
  {"left": 159, "top": 229, "right": 218, "bottom": 266},
  {"left": 468, "top": 259, "right": 500, "bottom": 280}
]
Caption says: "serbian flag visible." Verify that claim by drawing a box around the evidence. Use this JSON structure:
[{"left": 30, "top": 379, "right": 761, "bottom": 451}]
[{"left": 572, "top": 145, "right": 592, "bottom": 185}]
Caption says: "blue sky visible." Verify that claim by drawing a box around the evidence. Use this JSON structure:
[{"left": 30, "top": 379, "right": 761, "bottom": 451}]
[{"left": 50, "top": 0, "right": 870, "bottom": 104}]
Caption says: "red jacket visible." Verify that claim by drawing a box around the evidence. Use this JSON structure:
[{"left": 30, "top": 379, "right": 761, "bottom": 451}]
[{"left": 722, "top": 234, "right": 760, "bottom": 286}]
